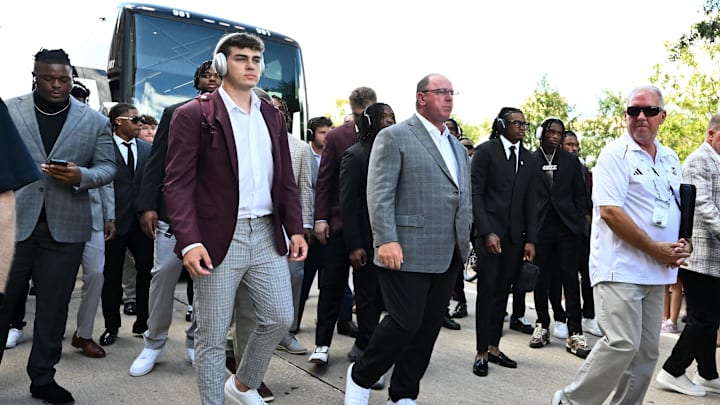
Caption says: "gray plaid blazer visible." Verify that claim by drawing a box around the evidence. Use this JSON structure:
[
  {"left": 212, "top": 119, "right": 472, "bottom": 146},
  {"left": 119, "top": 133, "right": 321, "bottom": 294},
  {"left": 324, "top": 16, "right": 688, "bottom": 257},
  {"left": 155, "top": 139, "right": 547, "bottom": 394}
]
[
  {"left": 682, "top": 142, "right": 720, "bottom": 278},
  {"left": 288, "top": 134, "right": 314, "bottom": 227},
  {"left": 7, "top": 94, "right": 116, "bottom": 243},
  {"left": 367, "top": 114, "right": 472, "bottom": 273}
]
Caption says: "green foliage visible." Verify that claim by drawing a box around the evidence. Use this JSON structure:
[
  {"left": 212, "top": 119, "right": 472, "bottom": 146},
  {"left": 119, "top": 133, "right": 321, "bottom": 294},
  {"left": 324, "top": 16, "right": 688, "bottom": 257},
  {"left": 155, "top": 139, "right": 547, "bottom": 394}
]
[
  {"left": 671, "top": 0, "right": 720, "bottom": 59},
  {"left": 520, "top": 75, "right": 576, "bottom": 151},
  {"left": 449, "top": 115, "right": 484, "bottom": 144},
  {"left": 576, "top": 90, "right": 626, "bottom": 168},
  {"left": 651, "top": 41, "right": 720, "bottom": 161}
]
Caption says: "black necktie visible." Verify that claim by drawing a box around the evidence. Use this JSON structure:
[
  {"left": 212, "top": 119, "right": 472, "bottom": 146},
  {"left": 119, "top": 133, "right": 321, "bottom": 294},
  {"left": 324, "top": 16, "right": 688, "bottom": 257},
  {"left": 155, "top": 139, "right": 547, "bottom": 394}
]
[
  {"left": 123, "top": 142, "right": 135, "bottom": 177},
  {"left": 508, "top": 145, "right": 517, "bottom": 173}
]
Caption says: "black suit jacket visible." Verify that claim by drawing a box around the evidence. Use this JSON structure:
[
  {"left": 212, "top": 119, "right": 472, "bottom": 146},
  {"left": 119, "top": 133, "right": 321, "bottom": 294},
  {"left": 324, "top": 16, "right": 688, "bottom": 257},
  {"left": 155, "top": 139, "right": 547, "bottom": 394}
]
[
  {"left": 533, "top": 147, "right": 587, "bottom": 236},
  {"left": 136, "top": 100, "right": 189, "bottom": 222},
  {"left": 113, "top": 139, "right": 151, "bottom": 236},
  {"left": 339, "top": 139, "right": 373, "bottom": 256},
  {"left": 472, "top": 137, "right": 538, "bottom": 245}
]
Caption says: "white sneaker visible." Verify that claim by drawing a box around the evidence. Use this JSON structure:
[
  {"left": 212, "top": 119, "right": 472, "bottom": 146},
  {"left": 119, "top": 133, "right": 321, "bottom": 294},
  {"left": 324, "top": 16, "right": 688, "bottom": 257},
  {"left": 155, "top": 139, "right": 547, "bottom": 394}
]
[
  {"left": 185, "top": 347, "right": 195, "bottom": 367},
  {"left": 692, "top": 374, "right": 720, "bottom": 394},
  {"left": 582, "top": 318, "right": 602, "bottom": 337},
  {"left": 371, "top": 375, "right": 385, "bottom": 390},
  {"left": 388, "top": 399, "right": 418, "bottom": 405},
  {"left": 344, "top": 363, "right": 370, "bottom": 405},
  {"left": 655, "top": 369, "right": 706, "bottom": 396},
  {"left": 277, "top": 333, "right": 307, "bottom": 354},
  {"left": 309, "top": 345, "right": 329, "bottom": 366},
  {"left": 5, "top": 328, "right": 23, "bottom": 349},
  {"left": 551, "top": 390, "right": 566, "bottom": 405},
  {"left": 129, "top": 345, "right": 167, "bottom": 377},
  {"left": 224, "top": 376, "right": 266, "bottom": 405},
  {"left": 553, "top": 322, "right": 569, "bottom": 339}
]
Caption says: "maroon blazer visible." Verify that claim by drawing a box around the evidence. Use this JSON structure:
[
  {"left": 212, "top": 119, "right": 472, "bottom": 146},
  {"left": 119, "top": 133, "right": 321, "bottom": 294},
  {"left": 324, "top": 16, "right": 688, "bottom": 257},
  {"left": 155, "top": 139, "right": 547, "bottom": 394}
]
[
  {"left": 314, "top": 120, "right": 356, "bottom": 233},
  {"left": 164, "top": 90, "right": 302, "bottom": 265}
]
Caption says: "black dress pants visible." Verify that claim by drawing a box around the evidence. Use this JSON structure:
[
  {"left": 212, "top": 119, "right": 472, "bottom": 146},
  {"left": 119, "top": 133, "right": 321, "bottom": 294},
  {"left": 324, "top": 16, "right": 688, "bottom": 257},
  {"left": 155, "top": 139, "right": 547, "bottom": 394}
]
[
  {"left": 0, "top": 222, "right": 83, "bottom": 384},
  {"left": 297, "top": 238, "right": 325, "bottom": 329},
  {"left": 663, "top": 268, "right": 720, "bottom": 380},
  {"left": 101, "top": 223, "right": 153, "bottom": 332},
  {"left": 352, "top": 251, "right": 461, "bottom": 402},
  {"left": 475, "top": 235, "right": 523, "bottom": 351},
  {"left": 533, "top": 219, "right": 582, "bottom": 333},
  {"left": 315, "top": 230, "right": 354, "bottom": 346}
]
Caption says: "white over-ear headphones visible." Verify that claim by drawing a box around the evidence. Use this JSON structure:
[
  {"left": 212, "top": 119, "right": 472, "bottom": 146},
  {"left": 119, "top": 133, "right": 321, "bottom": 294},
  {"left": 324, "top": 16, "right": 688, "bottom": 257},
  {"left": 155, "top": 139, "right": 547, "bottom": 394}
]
[
  {"left": 212, "top": 33, "right": 265, "bottom": 77},
  {"left": 536, "top": 117, "right": 563, "bottom": 140}
]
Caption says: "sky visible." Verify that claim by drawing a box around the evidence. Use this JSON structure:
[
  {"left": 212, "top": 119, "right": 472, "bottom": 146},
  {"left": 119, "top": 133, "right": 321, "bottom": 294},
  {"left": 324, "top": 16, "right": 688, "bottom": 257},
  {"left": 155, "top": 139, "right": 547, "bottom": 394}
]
[{"left": 0, "top": 0, "right": 707, "bottom": 126}]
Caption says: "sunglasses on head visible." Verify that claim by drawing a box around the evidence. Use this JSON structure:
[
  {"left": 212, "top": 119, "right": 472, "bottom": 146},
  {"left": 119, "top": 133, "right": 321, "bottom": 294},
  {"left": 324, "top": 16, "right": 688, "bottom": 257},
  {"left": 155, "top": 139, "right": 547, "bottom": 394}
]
[
  {"left": 118, "top": 116, "right": 142, "bottom": 124},
  {"left": 626, "top": 106, "right": 662, "bottom": 117}
]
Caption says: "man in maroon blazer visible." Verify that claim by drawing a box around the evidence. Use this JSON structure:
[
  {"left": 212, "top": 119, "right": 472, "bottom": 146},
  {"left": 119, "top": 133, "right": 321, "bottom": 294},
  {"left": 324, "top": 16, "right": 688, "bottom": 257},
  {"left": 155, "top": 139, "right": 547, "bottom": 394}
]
[
  {"left": 309, "top": 87, "right": 377, "bottom": 366},
  {"left": 164, "top": 32, "right": 307, "bottom": 405}
]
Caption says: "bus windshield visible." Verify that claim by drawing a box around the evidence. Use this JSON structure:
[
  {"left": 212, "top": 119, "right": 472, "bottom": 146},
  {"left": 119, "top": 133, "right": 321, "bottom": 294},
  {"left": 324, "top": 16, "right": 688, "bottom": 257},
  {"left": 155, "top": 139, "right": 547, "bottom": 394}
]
[{"left": 108, "top": 4, "right": 306, "bottom": 132}]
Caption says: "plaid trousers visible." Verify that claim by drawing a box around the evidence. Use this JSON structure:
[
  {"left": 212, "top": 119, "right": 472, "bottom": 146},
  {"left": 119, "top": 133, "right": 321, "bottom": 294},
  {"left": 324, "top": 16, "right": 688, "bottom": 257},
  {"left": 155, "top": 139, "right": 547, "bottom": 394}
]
[{"left": 193, "top": 216, "right": 293, "bottom": 405}]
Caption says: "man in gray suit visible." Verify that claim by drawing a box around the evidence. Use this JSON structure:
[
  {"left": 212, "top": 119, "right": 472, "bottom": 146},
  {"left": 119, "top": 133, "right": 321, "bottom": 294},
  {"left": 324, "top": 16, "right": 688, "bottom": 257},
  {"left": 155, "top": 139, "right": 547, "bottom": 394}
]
[
  {"left": 655, "top": 114, "right": 720, "bottom": 396},
  {"left": 0, "top": 48, "right": 115, "bottom": 404},
  {"left": 345, "top": 73, "right": 471, "bottom": 405}
]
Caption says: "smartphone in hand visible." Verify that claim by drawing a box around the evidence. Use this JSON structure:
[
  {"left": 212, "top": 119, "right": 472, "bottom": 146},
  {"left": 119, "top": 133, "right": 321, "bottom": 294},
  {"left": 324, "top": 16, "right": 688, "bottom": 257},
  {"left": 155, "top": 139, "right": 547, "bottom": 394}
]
[{"left": 48, "top": 159, "right": 69, "bottom": 166}]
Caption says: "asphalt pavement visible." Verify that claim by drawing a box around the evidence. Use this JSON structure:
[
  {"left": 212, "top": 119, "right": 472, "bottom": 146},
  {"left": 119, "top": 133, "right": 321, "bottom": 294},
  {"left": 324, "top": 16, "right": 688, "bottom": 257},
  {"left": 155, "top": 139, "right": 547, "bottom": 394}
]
[{"left": 0, "top": 274, "right": 716, "bottom": 405}]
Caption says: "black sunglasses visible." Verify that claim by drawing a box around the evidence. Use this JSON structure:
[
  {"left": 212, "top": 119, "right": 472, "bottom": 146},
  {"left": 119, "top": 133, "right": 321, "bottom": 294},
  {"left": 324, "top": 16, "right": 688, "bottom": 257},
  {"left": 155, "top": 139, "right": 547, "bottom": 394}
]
[
  {"left": 118, "top": 116, "right": 142, "bottom": 124},
  {"left": 626, "top": 106, "right": 662, "bottom": 117}
]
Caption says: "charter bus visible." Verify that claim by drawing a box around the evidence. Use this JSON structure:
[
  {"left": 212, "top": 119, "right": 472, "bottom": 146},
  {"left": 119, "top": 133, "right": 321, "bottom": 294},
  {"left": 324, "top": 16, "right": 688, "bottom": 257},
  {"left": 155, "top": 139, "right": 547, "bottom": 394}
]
[{"left": 76, "top": 2, "right": 308, "bottom": 134}]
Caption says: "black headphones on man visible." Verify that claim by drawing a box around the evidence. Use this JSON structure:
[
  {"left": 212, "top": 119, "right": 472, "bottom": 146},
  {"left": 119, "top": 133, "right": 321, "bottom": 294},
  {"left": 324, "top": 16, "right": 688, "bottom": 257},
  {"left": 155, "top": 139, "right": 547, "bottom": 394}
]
[{"left": 306, "top": 117, "right": 317, "bottom": 142}]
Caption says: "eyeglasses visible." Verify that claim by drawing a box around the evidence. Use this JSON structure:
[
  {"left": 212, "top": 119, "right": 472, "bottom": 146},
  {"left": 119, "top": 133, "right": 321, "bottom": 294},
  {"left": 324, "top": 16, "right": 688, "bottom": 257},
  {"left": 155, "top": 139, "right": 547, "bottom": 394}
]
[
  {"left": 420, "top": 88, "right": 459, "bottom": 96},
  {"left": 117, "top": 116, "right": 142, "bottom": 124},
  {"left": 626, "top": 106, "right": 662, "bottom": 117},
  {"left": 509, "top": 120, "right": 530, "bottom": 129}
]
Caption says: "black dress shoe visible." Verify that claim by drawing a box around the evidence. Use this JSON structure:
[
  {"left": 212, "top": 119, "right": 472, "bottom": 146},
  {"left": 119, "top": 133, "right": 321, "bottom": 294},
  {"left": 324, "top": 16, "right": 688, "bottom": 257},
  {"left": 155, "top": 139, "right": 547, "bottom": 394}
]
[
  {"left": 509, "top": 318, "right": 534, "bottom": 334},
  {"left": 30, "top": 380, "right": 74, "bottom": 404},
  {"left": 99, "top": 329, "right": 117, "bottom": 346},
  {"left": 451, "top": 302, "right": 468, "bottom": 319},
  {"left": 488, "top": 351, "right": 517, "bottom": 368},
  {"left": 337, "top": 320, "right": 359, "bottom": 337},
  {"left": 123, "top": 302, "right": 136, "bottom": 316},
  {"left": 442, "top": 313, "right": 461, "bottom": 330},
  {"left": 185, "top": 305, "right": 193, "bottom": 322},
  {"left": 132, "top": 321, "right": 148, "bottom": 335},
  {"left": 472, "top": 357, "right": 488, "bottom": 377}
]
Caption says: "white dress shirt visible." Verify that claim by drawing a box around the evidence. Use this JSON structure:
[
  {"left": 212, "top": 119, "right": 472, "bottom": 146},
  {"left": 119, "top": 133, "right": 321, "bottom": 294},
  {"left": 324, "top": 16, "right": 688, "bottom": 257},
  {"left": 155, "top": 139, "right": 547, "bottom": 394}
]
[
  {"left": 415, "top": 112, "right": 458, "bottom": 185},
  {"left": 113, "top": 134, "right": 136, "bottom": 171},
  {"left": 218, "top": 86, "right": 274, "bottom": 219},
  {"left": 499, "top": 134, "right": 520, "bottom": 173}
]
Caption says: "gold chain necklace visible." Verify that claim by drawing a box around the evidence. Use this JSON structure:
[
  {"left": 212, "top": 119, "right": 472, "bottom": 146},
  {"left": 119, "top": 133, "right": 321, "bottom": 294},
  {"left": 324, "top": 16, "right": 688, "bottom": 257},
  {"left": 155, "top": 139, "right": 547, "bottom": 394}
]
[{"left": 34, "top": 101, "right": 70, "bottom": 116}]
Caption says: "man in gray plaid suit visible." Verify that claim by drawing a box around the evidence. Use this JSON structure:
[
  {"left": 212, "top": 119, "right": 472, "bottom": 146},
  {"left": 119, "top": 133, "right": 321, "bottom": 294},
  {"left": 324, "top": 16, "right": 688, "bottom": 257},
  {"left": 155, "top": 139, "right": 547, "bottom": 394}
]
[
  {"left": 0, "top": 49, "right": 115, "bottom": 404},
  {"left": 345, "top": 73, "right": 472, "bottom": 405},
  {"left": 655, "top": 114, "right": 720, "bottom": 396}
]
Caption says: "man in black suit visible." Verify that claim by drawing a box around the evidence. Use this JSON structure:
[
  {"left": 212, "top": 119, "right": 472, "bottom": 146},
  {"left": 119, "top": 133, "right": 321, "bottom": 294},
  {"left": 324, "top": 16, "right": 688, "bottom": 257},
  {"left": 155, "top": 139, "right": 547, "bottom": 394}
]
[
  {"left": 527, "top": 118, "right": 591, "bottom": 359},
  {"left": 339, "top": 103, "right": 395, "bottom": 369},
  {"left": 100, "top": 103, "right": 153, "bottom": 345},
  {"left": 471, "top": 107, "right": 538, "bottom": 377}
]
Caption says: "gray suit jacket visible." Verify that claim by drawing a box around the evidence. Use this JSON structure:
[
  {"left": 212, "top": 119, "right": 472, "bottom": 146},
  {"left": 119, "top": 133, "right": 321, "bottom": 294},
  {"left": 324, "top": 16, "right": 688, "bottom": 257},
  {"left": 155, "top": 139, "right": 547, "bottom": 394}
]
[
  {"left": 89, "top": 184, "right": 115, "bottom": 232},
  {"left": 367, "top": 114, "right": 472, "bottom": 273},
  {"left": 7, "top": 94, "right": 116, "bottom": 243},
  {"left": 682, "top": 142, "right": 720, "bottom": 278},
  {"left": 288, "top": 135, "right": 314, "bottom": 227}
]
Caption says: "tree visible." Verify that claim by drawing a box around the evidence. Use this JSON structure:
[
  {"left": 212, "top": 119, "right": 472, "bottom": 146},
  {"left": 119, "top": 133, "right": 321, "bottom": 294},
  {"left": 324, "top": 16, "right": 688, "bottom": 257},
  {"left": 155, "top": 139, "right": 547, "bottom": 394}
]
[
  {"left": 671, "top": 0, "right": 720, "bottom": 59},
  {"left": 520, "top": 75, "right": 575, "bottom": 151},
  {"left": 576, "top": 90, "right": 626, "bottom": 167}
]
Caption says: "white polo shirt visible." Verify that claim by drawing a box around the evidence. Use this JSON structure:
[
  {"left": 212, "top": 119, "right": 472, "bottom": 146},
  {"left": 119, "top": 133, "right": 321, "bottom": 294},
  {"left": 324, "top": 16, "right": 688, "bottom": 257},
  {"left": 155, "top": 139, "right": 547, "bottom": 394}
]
[{"left": 589, "top": 132, "right": 681, "bottom": 286}]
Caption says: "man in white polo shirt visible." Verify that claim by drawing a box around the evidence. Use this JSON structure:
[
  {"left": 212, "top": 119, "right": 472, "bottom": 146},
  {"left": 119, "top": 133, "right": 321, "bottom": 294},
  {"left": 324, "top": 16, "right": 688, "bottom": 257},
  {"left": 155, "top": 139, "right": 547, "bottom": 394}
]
[{"left": 552, "top": 85, "right": 692, "bottom": 405}]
